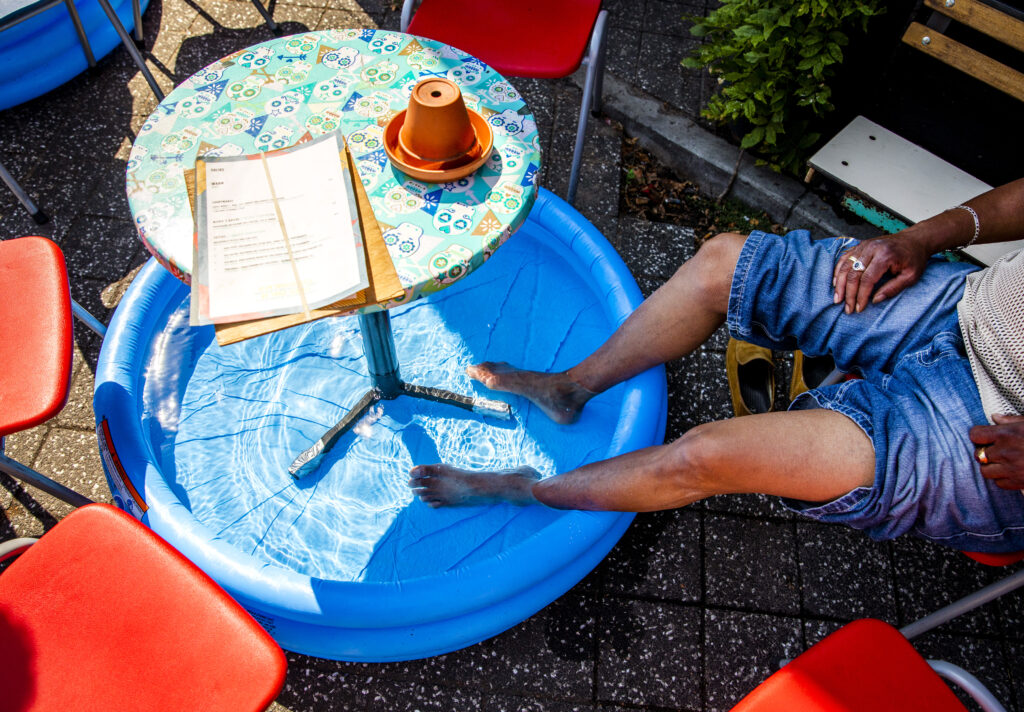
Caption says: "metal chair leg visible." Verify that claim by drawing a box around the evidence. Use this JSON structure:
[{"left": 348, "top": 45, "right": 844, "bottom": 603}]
[
  {"left": 899, "top": 566, "right": 1024, "bottom": 640},
  {"left": 0, "top": 160, "right": 47, "bottom": 224},
  {"left": 589, "top": 9, "right": 608, "bottom": 115},
  {"left": 63, "top": 0, "right": 96, "bottom": 66},
  {"left": 249, "top": 0, "right": 278, "bottom": 34},
  {"left": 72, "top": 300, "right": 107, "bottom": 337},
  {"left": 0, "top": 450, "right": 94, "bottom": 508},
  {"left": 566, "top": 9, "right": 608, "bottom": 206},
  {"left": 95, "top": 0, "right": 164, "bottom": 101},
  {"left": 132, "top": 0, "right": 143, "bottom": 43}
]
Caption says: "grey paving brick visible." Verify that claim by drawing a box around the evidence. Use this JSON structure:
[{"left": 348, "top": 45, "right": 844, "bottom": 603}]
[
  {"left": 891, "top": 534, "right": 1002, "bottom": 635},
  {"left": 704, "top": 514, "right": 800, "bottom": 614},
  {"left": 796, "top": 521, "right": 896, "bottom": 621},
  {"left": 597, "top": 597, "right": 702, "bottom": 708},
  {"left": 602, "top": 508, "right": 702, "bottom": 602},
  {"left": 703, "top": 608, "right": 803, "bottom": 712},
  {"left": 636, "top": 32, "right": 705, "bottom": 118}
]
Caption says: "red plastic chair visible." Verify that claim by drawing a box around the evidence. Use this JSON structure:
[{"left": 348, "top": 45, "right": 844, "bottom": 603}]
[
  {"left": 0, "top": 503, "right": 286, "bottom": 711},
  {"left": 0, "top": 236, "right": 104, "bottom": 507},
  {"left": 730, "top": 618, "right": 1006, "bottom": 712},
  {"left": 401, "top": 0, "right": 607, "bottom": 205}
]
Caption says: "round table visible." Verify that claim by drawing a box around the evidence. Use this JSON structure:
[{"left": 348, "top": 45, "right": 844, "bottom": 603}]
[
  {"left": 126, "top": 29, "right": 541, "bottom": 294},
  {"left": 126, "top": 30, "right": 543, "bottom": 471}
]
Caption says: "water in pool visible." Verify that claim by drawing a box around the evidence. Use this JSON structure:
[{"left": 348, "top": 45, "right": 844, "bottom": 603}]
[{"left": 141, "top": 232, "right": 625, "bottom": 582}]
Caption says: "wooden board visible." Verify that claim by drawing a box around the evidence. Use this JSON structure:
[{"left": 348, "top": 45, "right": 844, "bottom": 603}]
[
  {"left": 808, "top": 116, "right": 1024, "bottom": 265},
  {"left": 903, "top": 21, "right": 1024, "bottom": 101},
  {"left": 924, "top": 0, "right": 1024, "bottom": 52}
]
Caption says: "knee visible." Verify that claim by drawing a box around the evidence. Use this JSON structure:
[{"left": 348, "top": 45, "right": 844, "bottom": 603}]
[
  {"left": 658, "top": 423, "right": 731, "bottom": 504},
  {"left": 687, "top": 232, "right": 747, "bottom": 306},
  {"left": 700, "top": 232, "right": 747, "bottom": 273}
]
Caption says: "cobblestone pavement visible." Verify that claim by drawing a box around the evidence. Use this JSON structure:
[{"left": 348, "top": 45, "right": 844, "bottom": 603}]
[{"left": 1, "top": 1, "right": 1021, "bottom": 710}]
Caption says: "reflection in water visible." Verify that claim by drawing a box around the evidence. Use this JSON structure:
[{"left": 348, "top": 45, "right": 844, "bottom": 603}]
[{"left": 141, "top": 233, "right": 625, "bottom": 582}]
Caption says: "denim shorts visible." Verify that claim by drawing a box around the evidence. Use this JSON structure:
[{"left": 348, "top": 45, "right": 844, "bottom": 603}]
[{"left": 726, "top": 229, "right": 1024, "bottom": 552}]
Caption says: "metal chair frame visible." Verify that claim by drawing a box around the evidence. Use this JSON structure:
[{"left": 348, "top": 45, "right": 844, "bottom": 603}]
[
  {"left": 0, "top": 237, "right": 106, "bottom": 509},
  {"left": 400, "top": 0, "right": 608, "bottom": 206}
]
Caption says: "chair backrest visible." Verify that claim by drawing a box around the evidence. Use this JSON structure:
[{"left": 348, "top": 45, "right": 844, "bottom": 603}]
[
  {"left": 0, "top": 503, "right": 286, "bottom": 711},
  {"left": 731, "top": 619, "right": 971, "bottom": 712},
  {"left": 0, "top": 236, "right": 73, "bottom": 437},
  {"left": 403, "top": 0, "right": 602, "bottom": 78}
]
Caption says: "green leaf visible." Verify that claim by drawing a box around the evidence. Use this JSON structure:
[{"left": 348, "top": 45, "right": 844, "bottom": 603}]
[{"left": 740, "top": 126, "right": 765, "bottom": 149}]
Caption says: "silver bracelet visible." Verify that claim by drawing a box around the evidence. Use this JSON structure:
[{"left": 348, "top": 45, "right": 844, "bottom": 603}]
[{"left": 952, "top": 204, "right": 980, "bottom": 248}]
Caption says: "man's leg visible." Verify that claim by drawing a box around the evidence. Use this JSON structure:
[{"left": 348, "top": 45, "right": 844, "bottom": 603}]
[
  {"left": 467, "top": 232, "right": 747, "bottom": 423},
  {"left": 410, "top": 408, "right": 874, "bottom": 510}
]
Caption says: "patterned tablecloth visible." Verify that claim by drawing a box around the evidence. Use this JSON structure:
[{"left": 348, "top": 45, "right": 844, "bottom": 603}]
[{"left": 126, "top": 29, "right": 541, "bottom": 308}]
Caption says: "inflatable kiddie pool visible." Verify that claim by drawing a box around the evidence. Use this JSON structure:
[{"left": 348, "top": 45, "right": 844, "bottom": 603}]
[
  {"left": 0, "top": 0, "right": 148, "bottom": 110},
  {"left": 94, "top": 188, "right": 667, "bottom": 661}
]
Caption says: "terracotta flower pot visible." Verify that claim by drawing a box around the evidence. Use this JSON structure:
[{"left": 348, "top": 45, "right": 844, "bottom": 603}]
[{"left": 398, "top": 78, "right": 477, "bottom": 162}]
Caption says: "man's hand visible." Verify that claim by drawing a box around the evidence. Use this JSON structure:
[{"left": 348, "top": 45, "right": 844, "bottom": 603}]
[
  {"left": 832, "top": 234, "right": 931, "bottom": 315},
  {"left": 970, "top": 414, "right": 1024, "bottom": 491}
]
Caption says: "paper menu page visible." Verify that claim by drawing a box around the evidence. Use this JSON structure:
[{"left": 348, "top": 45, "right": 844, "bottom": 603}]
[{"left": 191, "top": 132, "right": 369, "bottom": 326}]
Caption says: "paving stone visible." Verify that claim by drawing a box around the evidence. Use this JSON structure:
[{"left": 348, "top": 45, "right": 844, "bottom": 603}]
[
  {"left": 796, "top": 521, "right": 896, "bottom": 621},
  {"left": 703, "top": 492, "right": 795, "bottom": 521},
  {"left": 604, "top": 0, "right": 647, "bottom": 31},
  {"left": 603, "top": 25, "right": 641, "bottom": 84},
  {"left": 665, "top": 346, "right": 733, "bottom": 438},
  {"left": 610, "top": 217, "right": 694, "bottom": 281},
  {"left": 59, "top": 215, "right": 142, "bottom": 284},
  {"left": 85, "top": 154, "right": 134, "bottom": 221},
  {"left": 703, "top": 608, "right": 803, "bottom": 712},
  {"left": 704, "top": 514, "right": 800, "bottom": 614},
  {"left": 32, "top": 428, "right": 112, "bottom": 504},
  {"left": 636, "top": 32, "right": 705, "bottom": 118},
  {"left": 644, "top": 0, "right": 704, "bottom": 38},
  {"left": 891, "top": 534, "right": 1001, "bottom": 635},
  {"left": 596, "top": 597, "right": 702, "bottom": 708},
  {"left": 1005, "top": 638, "right": 1024, "bottom": 712},
  {"left": 995, "top": 580, "right": 1024, "bottom": 644},
  {"left": 55, "top": 346, "right": 100, "bottom": 432},
  {"left": 410, "top": 591, "right": 598, "bottom": 701},
  {"left": 801, "top": 617, "right": 843, "bottom": 649},
  {"left": 1, "top": 427, "right": 112, "bottom": 539},
  {"left": 602, "top": 508, "right": 702, "bottom": 602},
  {"left": 908, "top": 631, "right": 1016, "bottom": 710},
  {"left": 276, "top": 672, "right": 599, "bottom": 712},
  {"left": 319, "top": 8, "right": 382, "bottom": 32}
]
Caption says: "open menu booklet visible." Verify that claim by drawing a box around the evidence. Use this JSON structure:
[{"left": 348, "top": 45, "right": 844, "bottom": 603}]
[{"left": 190, "top": 131, "right": 369, "bottom": 327}]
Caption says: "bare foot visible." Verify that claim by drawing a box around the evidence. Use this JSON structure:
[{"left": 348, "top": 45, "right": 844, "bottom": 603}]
[
  {"left": 466, "top": 362, "right": 595, "bottom": 424},
  {"left": 409, "top": 464, "right": 542, "bottom": 508}
]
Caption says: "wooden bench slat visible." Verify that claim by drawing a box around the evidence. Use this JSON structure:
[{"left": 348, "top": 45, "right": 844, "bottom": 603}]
[
  {"left": 924, "top": 0, "right": 1024, "bottom": 53},
  {"left": 903, "top": 21, "right": 1024, "bottom": 101}
]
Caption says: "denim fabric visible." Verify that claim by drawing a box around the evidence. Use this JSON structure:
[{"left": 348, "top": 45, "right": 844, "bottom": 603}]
[{"left": 726, "top": 230, "right": 1024, "bottom": 552}]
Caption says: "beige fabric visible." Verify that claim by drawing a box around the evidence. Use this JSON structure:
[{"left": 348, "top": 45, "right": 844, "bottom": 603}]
[{"left": 958, "top": 248, "right": 1024, "bottom": 423}]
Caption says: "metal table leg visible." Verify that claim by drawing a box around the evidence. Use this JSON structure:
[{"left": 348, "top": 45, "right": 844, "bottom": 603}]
[{"left": 289, "top": 311, "right": 511, "bottom": 478}]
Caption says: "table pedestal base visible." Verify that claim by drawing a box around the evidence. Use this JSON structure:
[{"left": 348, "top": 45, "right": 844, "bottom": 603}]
[{"left": 289, "top": 311, "right": 511, "bottom": 479}]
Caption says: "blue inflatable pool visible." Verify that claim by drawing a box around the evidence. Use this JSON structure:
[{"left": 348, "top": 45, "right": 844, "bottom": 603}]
[
  {"left": 93, "top": 188, "right": 667, "bottom": 661},
  {"left": 0, "top": 0, "right": 148, "bottom": 111}
]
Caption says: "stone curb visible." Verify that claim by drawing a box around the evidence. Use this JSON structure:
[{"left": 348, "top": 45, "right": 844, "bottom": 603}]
[{"left": 577, "top": 70, "right": 881, "bottom": 240}]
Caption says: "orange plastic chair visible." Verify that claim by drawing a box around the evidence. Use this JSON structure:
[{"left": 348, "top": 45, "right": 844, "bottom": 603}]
[
  {"left": 0, "top": 236, "right": 105, "bottom": 507},
  {"left": 730, "top": 618, "right": 1006, "bottom": 712},
  {"left": 0, "top": 503, "right": 286, "bottom": 711},
  {"left": 401, "top": 0, "right": 607, "bottom": 205}
]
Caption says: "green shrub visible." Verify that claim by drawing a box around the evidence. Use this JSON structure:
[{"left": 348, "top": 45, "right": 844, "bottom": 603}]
[{"left": 683, "top": 0, "right": 883, "bottom": 174}]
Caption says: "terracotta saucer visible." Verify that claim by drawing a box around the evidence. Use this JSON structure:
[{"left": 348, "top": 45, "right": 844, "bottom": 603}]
[{"left": 383, "top": 108, "right": 493, "bottom": 183}]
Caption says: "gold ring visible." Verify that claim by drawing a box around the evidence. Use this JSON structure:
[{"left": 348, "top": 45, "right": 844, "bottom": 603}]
[
  {"left": 975, "top": 446, "right": 989, "bottom": 465},
  {"left": 848, "top": 255, "right": 866, "bottom": 272}
]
